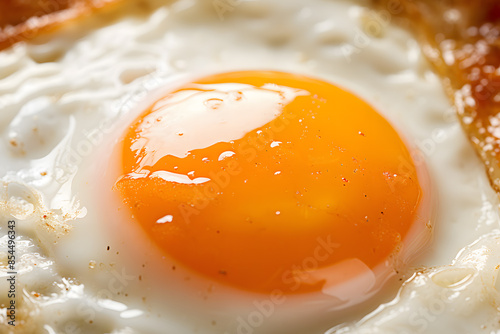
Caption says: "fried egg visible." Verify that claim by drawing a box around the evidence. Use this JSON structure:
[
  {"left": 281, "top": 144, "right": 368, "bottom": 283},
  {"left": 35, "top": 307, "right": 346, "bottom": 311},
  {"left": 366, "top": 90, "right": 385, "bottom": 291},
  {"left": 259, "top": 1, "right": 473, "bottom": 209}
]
[{"left": 0, "top": 0, "right": 499, "bottom": 334}]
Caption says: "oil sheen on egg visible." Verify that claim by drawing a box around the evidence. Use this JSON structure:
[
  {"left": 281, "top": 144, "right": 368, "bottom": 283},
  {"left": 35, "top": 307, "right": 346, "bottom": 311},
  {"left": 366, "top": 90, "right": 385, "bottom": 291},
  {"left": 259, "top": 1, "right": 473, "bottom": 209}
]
[
  {"left": 107, "top": 70, "right": 433, "bottom": 328},
  {"left": 0, "top": 0, "right": 499, "bottom": 334}
]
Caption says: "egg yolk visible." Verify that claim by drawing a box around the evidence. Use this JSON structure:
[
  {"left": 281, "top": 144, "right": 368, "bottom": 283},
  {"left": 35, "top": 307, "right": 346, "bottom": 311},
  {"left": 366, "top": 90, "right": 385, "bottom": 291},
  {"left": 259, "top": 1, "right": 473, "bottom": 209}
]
[{"left": 115, "top": 71, "right": 427, "bottom": 295}]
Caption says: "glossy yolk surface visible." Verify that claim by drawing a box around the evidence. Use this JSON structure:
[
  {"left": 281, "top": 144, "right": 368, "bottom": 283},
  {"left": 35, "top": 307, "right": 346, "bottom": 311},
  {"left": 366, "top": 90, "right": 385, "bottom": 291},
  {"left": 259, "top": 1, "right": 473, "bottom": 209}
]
[{"left": 115, "top": 71, "right": 425, "bottom": 295}]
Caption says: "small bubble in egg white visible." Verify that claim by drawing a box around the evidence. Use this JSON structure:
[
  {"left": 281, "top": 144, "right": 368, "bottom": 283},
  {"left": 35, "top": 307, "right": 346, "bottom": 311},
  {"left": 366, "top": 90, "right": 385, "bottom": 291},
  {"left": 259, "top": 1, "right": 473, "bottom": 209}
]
[{"left": 360, "top": 10, "right": 388, "bottom": 38}]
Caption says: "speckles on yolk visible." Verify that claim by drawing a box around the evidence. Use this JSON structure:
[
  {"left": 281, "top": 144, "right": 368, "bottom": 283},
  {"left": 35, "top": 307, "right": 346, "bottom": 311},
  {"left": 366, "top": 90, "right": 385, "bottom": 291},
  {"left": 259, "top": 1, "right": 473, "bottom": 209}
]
[{"left": 115, "top": 71, "right": 428, "bottom": 295}]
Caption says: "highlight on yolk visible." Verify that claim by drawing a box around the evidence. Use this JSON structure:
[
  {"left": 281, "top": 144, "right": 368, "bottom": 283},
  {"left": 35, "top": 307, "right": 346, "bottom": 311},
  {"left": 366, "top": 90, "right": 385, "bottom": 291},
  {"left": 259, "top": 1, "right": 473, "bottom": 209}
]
[{"left": 115, "top": 71, "right": 430, "bottom": 297}]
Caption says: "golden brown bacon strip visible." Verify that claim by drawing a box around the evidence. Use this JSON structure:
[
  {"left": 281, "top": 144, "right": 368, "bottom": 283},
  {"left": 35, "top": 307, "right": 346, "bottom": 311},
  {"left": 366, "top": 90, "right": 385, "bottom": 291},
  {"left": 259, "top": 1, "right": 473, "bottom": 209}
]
[
  {"left": 0, "top": 0, "right": 125, "bottom": 50},
  {"left": 375, "top": 0, "right": 500, "bottom": 192}
]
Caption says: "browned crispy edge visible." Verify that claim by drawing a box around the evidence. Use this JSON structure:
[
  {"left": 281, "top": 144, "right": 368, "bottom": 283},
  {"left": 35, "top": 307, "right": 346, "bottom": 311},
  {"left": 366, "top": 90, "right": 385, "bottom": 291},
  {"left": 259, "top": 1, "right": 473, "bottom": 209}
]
[
  {"left": 374, "top": 0, "right": 500, "bottom": 193},
  {"left": 0, "top": 0, "right": 144, "bottom": 51}
]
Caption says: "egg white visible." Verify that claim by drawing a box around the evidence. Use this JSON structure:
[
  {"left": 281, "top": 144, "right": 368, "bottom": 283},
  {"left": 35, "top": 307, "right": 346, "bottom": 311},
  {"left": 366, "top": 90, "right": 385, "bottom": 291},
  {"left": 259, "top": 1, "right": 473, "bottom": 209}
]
[{"left": 0, "top": 0, "right": 499, "bottom": 333}]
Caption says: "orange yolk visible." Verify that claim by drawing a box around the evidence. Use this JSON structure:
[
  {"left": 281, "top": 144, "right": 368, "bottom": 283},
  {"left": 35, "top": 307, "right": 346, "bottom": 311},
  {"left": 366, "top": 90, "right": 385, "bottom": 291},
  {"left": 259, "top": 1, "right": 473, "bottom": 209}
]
[{"left": 115, "top": 71, "right": 427, "bottom": 295}]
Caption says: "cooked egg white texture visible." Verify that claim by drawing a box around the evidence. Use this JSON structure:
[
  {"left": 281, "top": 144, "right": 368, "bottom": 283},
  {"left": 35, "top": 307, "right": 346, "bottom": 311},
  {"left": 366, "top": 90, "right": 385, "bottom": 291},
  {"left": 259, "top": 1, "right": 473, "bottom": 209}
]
[{"left": 1, "top": 0, "right": 499, "bottom": 333}]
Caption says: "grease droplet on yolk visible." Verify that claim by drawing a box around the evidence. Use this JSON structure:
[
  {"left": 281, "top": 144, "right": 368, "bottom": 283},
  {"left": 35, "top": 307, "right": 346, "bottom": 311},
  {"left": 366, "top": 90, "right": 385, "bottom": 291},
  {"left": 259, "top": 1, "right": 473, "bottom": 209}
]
[{"left": 115, "top": 71, "right": 428, "bottom": 296}]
